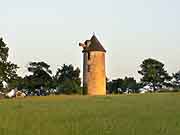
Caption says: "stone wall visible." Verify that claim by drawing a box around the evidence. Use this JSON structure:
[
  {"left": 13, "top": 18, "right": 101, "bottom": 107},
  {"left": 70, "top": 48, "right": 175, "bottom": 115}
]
[{"left": 86, "top": 51, "right": 106, "bottom": 95}]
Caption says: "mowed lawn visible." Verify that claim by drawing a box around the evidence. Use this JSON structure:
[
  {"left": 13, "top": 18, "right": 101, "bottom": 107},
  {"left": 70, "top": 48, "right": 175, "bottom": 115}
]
[{"left": 0, "top": 93, "right": 180, "bottom": 135}]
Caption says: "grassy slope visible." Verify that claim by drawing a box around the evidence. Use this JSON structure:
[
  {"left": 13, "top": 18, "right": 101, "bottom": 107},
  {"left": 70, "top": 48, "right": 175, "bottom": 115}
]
[{"left": 0, "top": 93, "right": 180, "bottom": 135}]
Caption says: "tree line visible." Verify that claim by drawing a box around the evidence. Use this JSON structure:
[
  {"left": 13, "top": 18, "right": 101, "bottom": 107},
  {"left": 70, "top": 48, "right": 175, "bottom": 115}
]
[
  {"left": 0, "top": 37, "right": 180, "bottom": 94},
  {"left": 107, "top": 57, "right": 180, "bottom": 93},
  {"left": 0, "top": 38, "right": 81, "bottom": 95}
]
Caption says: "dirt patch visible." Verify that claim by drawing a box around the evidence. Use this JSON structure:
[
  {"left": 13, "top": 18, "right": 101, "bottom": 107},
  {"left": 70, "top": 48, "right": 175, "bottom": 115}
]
[{"left": 0, "top": 94, "right": 5, "bottom": 99}]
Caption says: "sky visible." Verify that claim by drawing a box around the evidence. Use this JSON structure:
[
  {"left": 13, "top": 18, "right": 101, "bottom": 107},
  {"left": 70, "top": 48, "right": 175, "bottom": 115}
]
[{"left": 0, "top": 0, "right": 180, "bottom": 81}]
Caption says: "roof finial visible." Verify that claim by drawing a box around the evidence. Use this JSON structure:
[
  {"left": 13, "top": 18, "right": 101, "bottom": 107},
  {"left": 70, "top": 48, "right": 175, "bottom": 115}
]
[{"left": 93, "top": 32, "right": 95, "bottom": 36}]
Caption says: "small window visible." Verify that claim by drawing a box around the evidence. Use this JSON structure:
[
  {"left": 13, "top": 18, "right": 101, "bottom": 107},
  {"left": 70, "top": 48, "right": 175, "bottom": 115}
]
[
  {"left": 88, "top": 52, "right": 91, "bottom": 60},
  {"left": 88, "top": 65, "right": 91, "bottom": 72}
]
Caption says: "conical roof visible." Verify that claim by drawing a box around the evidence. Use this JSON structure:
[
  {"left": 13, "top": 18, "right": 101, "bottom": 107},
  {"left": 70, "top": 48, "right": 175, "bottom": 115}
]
[{"left": 83, "top": 35, "right": 106, "bottom": 52}]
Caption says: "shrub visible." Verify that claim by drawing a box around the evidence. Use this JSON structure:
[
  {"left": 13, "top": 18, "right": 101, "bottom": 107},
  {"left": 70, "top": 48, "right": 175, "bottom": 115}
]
[{"left": 57, "top": 80, "right": 82, "bottom": 95}]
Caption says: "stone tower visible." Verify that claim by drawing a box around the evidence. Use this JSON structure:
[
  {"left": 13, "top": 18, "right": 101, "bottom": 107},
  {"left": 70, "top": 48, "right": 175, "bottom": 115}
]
[{"left": 79, "top": 35, "right": 106, "bottom": 95}]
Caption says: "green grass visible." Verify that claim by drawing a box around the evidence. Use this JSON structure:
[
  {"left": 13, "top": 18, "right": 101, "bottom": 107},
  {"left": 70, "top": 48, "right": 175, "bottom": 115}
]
[{"left": 0, "top": 93, "right": 180, "bottom": 135}]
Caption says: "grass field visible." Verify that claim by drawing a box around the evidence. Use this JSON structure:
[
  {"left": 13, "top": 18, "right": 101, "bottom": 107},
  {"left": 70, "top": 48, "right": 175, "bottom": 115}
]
[{"left": 0, "top": 93, "right": 180, "bottom": 135}]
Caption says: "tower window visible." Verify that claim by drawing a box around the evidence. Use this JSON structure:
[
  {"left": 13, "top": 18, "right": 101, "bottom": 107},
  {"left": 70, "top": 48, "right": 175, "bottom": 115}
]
[
  {"left": 88, "top": 52, "right": 91, "bottom": 60},
  {"left": 88, "top": 65, "right": 91, "bottom": 72}
]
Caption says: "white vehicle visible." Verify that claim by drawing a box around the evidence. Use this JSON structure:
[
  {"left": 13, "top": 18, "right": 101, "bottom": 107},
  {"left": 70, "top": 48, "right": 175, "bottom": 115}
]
[
  {"left": 139, "top": 88, "right": 148, "bottom": 94},
  {"left": 139, "top": 84, "right": 154, "bottom": 94},
  {"left": 123, "top": 89, "right": 132, "bottom": 94},
  {"left": 6, "top": 89, "right": 16, "bottom": 98},
  {"left": 16, "top": 91, "right": 26, "bottom": 98},
  {"left": 2, "top": 81, "right": 8, "bottom": 88}
]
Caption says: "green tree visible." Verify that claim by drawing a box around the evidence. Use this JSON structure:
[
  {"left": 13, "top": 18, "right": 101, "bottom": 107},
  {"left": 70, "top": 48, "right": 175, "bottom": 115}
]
[
  {"left": 0, "top": 38, "right": 9, "bottom": 62},
  {"left": 107, "top": 78, "right": 124, "bottom": 93},
  {"left": 55, "top": 64, "right": 81, "bottom": 85},
  {"left": 138, "top": 58, "right": 171, "bottom": 91},
  {"left": 107, "top": 77, "right": 139, "bottom": 94},
  {"left": 8, "top": 76, "right": 23, "bottom": 90},
  {"left": 54, "top": 64, "right": 81, "bottom": 94},
  {"left": 123, "top": 77, "right": 138, "bottom": 93},
  {"left": 57, "top": 80, "right": 82, "bottom": 94},
  {"left": 173, "top": 71, "right": 180, "bottom": 88},
  {"left": 25, "top": 61, "right": 53, "bottom": 90},
  {"left": 0, "top": 38, "right": 18, "bottom": 89}
]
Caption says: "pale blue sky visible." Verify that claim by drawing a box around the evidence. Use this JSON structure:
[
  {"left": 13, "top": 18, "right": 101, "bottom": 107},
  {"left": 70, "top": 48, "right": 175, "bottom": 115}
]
[{"left": 0, "top": 0, "right": 180, "bottom": 80}]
